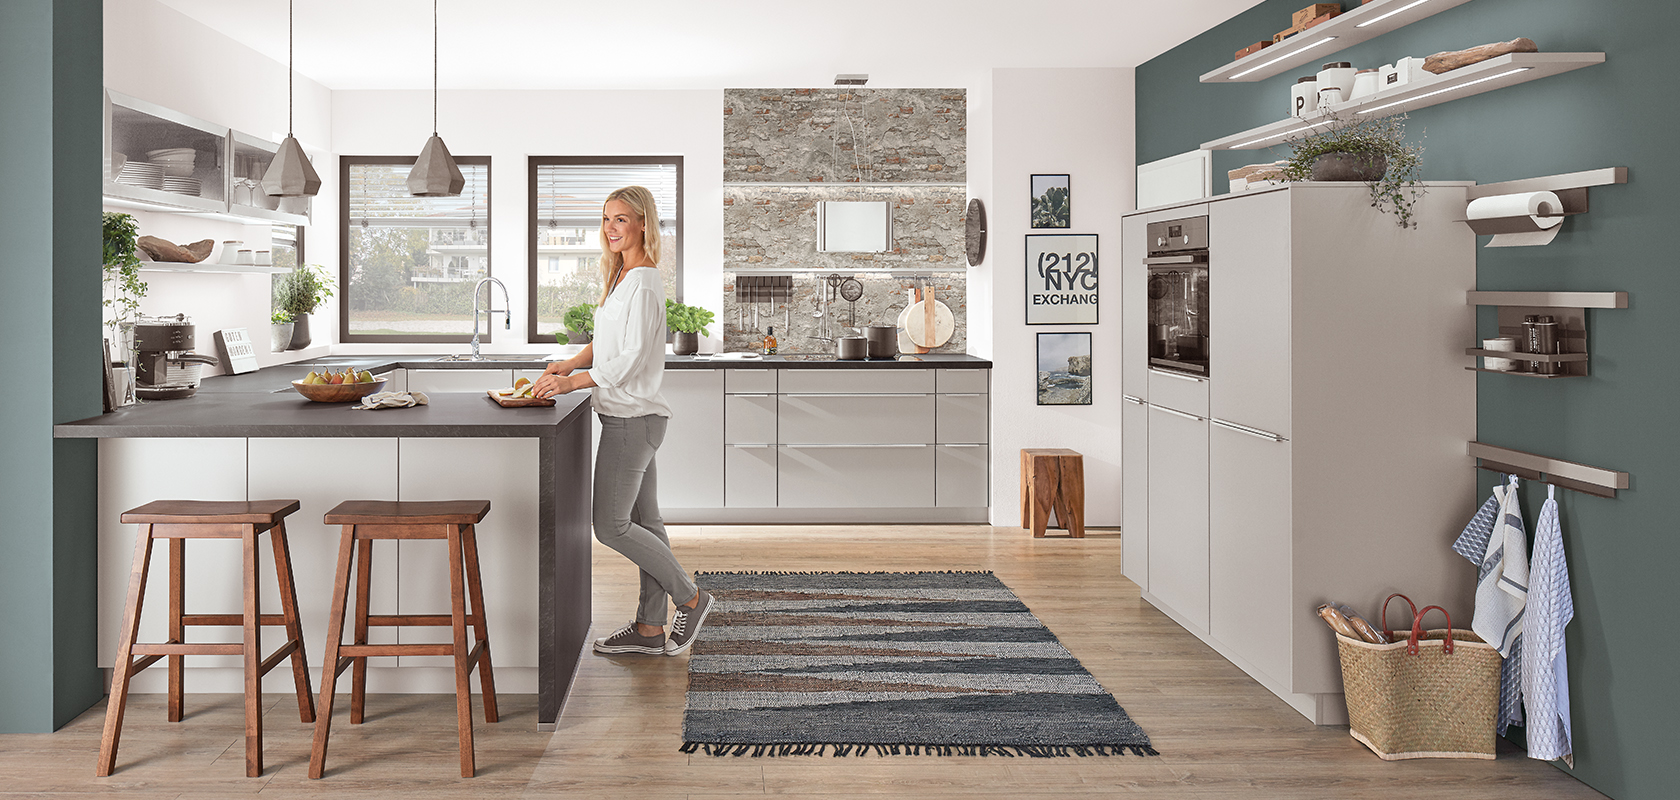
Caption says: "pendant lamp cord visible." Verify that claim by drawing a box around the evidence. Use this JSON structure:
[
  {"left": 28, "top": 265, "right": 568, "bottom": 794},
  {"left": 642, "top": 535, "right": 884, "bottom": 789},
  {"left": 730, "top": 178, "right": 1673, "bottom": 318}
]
[
  {"left": 287, "top": 0, "right": 294, "bottom": 136},
  {"left": 432, "top": 0, "right": 439, "bottom": 137}
]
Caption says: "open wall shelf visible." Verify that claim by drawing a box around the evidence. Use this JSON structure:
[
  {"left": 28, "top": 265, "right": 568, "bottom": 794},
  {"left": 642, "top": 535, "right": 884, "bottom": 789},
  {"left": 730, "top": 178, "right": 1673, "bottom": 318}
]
[
  {"left": 1202, "top": 52, "right": 1605, "bottom": 150},
  {"left": 1465, "top": 291, "right": 1626, "bottom": 379},
  {"left": 1201, "top": 0, "right": 1476, "bottom": 83}
]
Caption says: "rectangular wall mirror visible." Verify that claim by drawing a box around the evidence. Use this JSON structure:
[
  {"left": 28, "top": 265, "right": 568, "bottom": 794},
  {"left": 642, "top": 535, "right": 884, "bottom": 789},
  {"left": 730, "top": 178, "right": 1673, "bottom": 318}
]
[{"left": 817, "top": 200, "right": 892, "bottom": 252}]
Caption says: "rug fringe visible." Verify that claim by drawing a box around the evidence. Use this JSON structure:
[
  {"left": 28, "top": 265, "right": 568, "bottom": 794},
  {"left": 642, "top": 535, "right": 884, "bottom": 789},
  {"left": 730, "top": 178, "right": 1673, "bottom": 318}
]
[{"left": 681, "top": 741, "right": 1157, "bottom": 758}]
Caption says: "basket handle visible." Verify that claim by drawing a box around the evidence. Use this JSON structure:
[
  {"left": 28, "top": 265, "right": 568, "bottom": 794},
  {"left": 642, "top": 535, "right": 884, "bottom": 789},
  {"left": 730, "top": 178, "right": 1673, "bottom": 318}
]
[
  {"left": 1380, "top": 593, "right": 1417, "bottom": 642},
  {"left": 1410, "top": 605, "right": 1455, "bottom": 656}
]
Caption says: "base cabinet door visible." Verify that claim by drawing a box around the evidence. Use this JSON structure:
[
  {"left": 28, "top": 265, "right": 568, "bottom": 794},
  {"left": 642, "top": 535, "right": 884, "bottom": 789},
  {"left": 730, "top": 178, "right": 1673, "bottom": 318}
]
[
  {"left": 1121, "top": 398, "right": 1148, "bottom": 591},
  {"left": 1209, "top": 423, "right": 1293, "bottom": 685},
  {"left": 936, "top": 444, "right": 988, "bottom": 507},
  {"left": 778, "top": 444, "right": 935, "bottom": 508},
  {"left": 1146, "top": 405, "right": 1210, "bottom": 632},
  {"left": 725, "top": 445, "right": 778, "bottom": 507},
  {"left": 660, "top": 370, "right": 724, "bottom": 508}
]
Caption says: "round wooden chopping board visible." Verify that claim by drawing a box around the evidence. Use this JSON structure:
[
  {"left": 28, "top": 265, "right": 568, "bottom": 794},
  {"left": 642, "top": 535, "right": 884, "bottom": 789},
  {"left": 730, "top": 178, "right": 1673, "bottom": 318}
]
[
  {"left": 906, "top": 299, "right": 954, "bottom": 348},
  {"left": 896, "top": 304, "right": 917, "bottom": 353}
]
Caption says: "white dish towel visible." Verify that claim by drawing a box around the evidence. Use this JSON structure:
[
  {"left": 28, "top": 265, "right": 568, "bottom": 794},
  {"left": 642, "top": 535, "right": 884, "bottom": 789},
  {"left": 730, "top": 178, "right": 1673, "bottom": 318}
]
[
  {"left": 1459, "top": 475, "right": 1528, "bottom": 733},
  {"left": 1522, "top": 484, "right": 1574, "bottom": 766},
  {"left": 353, "top": 391, "right": 429, "bottom": 410}
]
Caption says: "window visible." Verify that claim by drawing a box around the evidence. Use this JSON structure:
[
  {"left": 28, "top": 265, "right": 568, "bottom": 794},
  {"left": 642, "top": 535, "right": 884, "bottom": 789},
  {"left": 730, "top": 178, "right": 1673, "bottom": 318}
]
[
  {"left": 528, "top": 156, "right": 681, "bottom": 343},
  {"left": 339, "top": 156, "right": 491, "bottom": 343},
  {"left": 269, "top": 223, "right": 302, "bottom": 314}
]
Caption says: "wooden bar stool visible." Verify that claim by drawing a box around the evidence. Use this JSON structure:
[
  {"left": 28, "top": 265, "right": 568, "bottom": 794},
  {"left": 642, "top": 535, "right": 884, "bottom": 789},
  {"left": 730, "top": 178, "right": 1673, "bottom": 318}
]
[
  {"left": 311, "top": 500, "right": 498, "bottom": 779},
  {"left": 97, "top": 499, "right": 314, "bottom": 778},
  {"left": 1020, "top": 449, "right": 1086, "bottom": 538}
]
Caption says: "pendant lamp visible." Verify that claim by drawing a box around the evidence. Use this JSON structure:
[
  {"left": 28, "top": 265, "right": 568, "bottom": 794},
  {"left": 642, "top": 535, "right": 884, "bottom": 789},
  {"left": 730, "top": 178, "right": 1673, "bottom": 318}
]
[
  {"left": 409, "top": 0, "right": 464, "bottom": 196},
  {"left": 262, "top": 0, "right": 321, "bottom": 197}
]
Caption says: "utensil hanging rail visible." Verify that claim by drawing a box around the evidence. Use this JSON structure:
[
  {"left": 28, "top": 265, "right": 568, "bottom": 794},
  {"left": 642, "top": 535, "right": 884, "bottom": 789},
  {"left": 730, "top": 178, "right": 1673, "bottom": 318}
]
[{"left": 1468, "top": 441, "right": 1629, "bottom": 499}]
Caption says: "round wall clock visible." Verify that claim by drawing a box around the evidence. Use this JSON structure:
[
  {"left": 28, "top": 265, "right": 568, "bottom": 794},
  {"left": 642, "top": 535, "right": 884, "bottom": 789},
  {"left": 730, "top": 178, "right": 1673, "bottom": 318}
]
[{"left": 965, "top": 198, "right": 987, "bottom": 266}]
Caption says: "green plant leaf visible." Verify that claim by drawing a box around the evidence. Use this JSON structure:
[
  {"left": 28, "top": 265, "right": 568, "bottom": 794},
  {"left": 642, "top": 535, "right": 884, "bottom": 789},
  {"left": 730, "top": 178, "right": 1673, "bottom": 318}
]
[{"left": 1279, "top": 112, "right": 1426, "bottom": 228}]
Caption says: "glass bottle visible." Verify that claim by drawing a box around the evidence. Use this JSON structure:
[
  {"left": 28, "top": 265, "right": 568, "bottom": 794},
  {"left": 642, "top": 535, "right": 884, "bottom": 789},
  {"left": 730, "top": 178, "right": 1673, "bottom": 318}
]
[{"left": 763, "top": 326, "right": 777, "bottom": 355}]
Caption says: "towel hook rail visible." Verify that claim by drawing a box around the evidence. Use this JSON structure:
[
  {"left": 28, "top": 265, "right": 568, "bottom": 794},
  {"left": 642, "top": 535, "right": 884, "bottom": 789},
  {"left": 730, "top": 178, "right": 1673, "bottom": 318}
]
[{"left": 1468, "top": 441, "right": 1628, "bottom": 499}]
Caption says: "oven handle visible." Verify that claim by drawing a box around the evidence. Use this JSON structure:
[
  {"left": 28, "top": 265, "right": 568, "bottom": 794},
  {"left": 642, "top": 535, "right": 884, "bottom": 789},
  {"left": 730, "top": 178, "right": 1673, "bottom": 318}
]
[
  {"left": 1143, "top": 254, "right": 1208, "bottom": 266},
  {"left": 1149, "top": 368, "right": 1207, "bottom": 383}
]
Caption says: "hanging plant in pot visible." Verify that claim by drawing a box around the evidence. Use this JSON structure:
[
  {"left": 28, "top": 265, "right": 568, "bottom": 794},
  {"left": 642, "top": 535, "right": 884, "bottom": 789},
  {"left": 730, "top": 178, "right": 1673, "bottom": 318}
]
[
  {"left": 276, "top": 264, "right": 335, "bottom": 350},
  {"left": 1281, "top": 112, "right": 1426, "bottom": 228},
  {"left": 666, "top": 299, "right": 715, "bottom": 356}
]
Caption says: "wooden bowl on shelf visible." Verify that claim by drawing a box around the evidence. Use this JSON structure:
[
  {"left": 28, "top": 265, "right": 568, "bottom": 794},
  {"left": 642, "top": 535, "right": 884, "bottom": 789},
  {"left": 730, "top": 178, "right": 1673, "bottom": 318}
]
[{"left": 292, "top": 378, "right": 388, "bottom": 403}]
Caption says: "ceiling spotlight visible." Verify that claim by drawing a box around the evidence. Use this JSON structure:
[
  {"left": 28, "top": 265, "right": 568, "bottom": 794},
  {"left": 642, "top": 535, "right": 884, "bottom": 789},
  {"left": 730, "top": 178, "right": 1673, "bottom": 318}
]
[{"left": 834, "top": 74, "right": 869, "bottom": 86}]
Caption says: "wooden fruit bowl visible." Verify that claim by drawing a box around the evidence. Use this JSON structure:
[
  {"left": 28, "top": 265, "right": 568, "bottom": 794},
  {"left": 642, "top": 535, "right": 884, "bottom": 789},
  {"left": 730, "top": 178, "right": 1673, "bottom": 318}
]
[{"left": 292, "top": 378, "right": 388, "bottom": 403}]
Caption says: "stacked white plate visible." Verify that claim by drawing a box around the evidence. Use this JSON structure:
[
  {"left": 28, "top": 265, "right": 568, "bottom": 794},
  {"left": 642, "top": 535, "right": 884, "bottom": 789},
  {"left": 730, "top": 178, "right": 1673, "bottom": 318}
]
[
  {"left": 161, "top": 176, "right": 202, "bottom": 196},
  {"left": 146, "top": 147, "right": 197, "bottom": 178},
  {"left": 115, "top": 161, "right": 164, "bottom": 190}
]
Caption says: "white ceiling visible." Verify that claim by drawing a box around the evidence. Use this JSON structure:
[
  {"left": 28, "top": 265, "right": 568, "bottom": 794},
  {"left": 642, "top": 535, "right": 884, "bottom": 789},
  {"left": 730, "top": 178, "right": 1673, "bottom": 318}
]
[{"left": 153, "top": 0, "right": 1264, "bottom": 90}]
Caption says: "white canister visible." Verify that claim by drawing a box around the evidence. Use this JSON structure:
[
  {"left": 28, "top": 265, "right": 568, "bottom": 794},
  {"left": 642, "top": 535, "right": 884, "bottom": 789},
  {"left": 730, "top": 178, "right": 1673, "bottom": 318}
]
[
  {"left": 1317, "top": 88, "right": 1343, "bottom": 113},
  {"left": 1350, "top": 68, "right": 1381, "bottom": 100},
  {"left": 218, "top": 240, "right": 243, "bottom": 265},
  {"left": 1482, "top": 337, "right": 1519, "bottom": 371},
  {"left": 254, "top": 250, "right": 272, "bottom": 266},
  {"left": 1291, "top": 76, "right": 1319, "bottom": 119},
  {"left": 1316, "top": 62, "right": 1356, "bottom": 105},
  {"left": 235, "top": 249, "right": 255, "bottom": 266}
]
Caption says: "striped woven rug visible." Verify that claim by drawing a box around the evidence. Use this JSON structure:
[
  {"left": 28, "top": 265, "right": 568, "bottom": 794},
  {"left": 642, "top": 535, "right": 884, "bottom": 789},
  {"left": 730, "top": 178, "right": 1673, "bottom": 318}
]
[{"left": 680, "top": 571, "right": 1155, "bottom": 758}]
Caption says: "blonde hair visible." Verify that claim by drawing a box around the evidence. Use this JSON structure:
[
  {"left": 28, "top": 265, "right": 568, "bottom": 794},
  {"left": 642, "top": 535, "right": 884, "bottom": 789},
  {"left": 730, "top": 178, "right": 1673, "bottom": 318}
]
[{"left": 598, "top": 185, "right": 662, "bottom": 303}]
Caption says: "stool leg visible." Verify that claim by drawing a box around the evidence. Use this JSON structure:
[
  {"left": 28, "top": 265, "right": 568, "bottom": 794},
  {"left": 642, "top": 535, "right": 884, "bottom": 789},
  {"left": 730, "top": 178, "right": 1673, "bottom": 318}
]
[
  {"left": 460, "top": 523, "right": 498, "bottom": 724},
  {"left": 310, "top": 525, "right": 357, "bottom": 779},
  {"left": 350, "top": 537, "right": 373, "bottom": 725},
  {"left": 268, "top": 521, "right": 316, "bottom": 723},
  {"left": 1032, "top": 458, "right": 1059, "bottom": 537},
  {"left": 446, "top": 524, "right": 476, "bottom": 778},
  {"left": 1019, "top": 451, "right": 1032, "bottom": 530},
  {"left": 97, "top": 525, "right": 156, "bottom": 776},
  {"left": 167, "top": 537, "right": 185, "bottom": 723},
  {"left": 241, "top": 524, "right": 264, "bottom": 778},
  {"left": 1063, "top": 457, "right": 1086, "bottom": 538}
]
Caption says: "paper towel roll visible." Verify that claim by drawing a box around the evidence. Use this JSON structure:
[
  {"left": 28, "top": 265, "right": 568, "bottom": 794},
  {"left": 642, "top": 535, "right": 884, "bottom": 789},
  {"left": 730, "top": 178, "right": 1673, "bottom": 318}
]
[{"left": 1467, "top": 190, "right": 1564, "bottom": 247}]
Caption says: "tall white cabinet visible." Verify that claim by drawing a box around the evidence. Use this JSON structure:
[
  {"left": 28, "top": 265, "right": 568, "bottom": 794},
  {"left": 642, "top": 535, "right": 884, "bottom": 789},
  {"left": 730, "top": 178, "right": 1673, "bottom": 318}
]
[{"left": 1121, "top": 184, "right": 1478, "bottom": 724}]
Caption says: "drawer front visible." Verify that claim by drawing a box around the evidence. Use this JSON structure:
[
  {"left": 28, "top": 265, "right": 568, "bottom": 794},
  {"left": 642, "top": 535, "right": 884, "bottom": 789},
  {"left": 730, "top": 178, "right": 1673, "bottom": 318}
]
[
  {"left": 406, "top": 368, "right": 513, "bottom": 393},
  {"left": 777, "top": 444, "right": 935, "bottom": 508},
  {"left": 1147, "top": 369, "right": 1209, "bottom": 416},
  {"left": 778, "top": 394, "right": 935, "bottom": 444},
  {"left": 725, "top": 445, "right": 778, "bottom": 507},
  {"left": 935, "top": 393, "right": 988, "bottom": 444},
  {"left": 724, "top": 394, "right": 778, "bottom": 444},
  {"left": 936, "top": 369, "right": 989, "bottom": 394},
  {"left": 778, "top": 368, "right": 934, "bottom": 394},
  {"left": 725, "top": 368, "right": 777, "bottom": 394},
  {"left": 936, "top": 444, "right": 989, "bottom": 507}
]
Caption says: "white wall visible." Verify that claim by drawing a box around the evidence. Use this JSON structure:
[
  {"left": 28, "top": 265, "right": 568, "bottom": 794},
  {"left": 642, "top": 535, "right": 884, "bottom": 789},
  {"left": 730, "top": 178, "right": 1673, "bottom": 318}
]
[
  {"left": 329, "top": 89, "right": 725, "bottom": 357},
  {"left": 983, "top": 68, "right": 1135, "bottom": 527}
]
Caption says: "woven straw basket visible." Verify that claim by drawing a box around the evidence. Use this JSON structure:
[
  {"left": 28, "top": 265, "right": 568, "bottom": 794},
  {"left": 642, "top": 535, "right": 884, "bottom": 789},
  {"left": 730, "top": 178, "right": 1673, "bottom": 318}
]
[{"left": 1336, "top": 598, "right": 1502, "bottom": 760}]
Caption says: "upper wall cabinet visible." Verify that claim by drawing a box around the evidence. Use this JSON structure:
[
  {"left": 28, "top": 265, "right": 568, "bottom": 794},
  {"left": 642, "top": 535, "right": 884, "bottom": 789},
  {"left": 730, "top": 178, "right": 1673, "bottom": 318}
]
[{"left": 103, "top": 90, "right": 311, "bottom": 226}]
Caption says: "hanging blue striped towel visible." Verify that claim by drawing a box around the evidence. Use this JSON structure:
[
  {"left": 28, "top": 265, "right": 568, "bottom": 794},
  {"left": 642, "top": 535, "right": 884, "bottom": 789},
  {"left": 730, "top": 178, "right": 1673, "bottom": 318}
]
[
  {"left": 1454, "top": 477, "right": 1526, "bottom": 733},
  {"left": 1522, "top": 484, "right": 1574, "bottom": 766}
]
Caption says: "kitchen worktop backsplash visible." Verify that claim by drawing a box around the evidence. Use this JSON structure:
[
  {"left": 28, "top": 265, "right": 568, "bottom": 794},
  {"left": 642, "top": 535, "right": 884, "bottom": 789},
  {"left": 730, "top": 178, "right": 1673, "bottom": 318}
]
[{"left": 721, "top": 271, "right": 967, "bottom": 355}]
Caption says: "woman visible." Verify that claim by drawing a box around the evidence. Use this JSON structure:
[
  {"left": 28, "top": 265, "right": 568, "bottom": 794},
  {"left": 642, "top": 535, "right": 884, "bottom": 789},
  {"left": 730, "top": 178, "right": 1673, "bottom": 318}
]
[{"left": 532, "top": 186, "right": 711, "bottom": 657}]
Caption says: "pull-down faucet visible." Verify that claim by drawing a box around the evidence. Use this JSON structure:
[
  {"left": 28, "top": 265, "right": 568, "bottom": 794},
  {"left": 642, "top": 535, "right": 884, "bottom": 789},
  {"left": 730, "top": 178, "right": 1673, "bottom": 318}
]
[{"left": 470, "top": 276, "right": 511, "bottom": 360}]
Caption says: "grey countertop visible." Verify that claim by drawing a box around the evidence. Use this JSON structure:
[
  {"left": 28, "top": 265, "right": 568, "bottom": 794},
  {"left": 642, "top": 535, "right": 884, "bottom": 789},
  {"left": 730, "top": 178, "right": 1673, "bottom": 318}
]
[{"left": 55, "top": 353, "right": 989, "bottom": 438}]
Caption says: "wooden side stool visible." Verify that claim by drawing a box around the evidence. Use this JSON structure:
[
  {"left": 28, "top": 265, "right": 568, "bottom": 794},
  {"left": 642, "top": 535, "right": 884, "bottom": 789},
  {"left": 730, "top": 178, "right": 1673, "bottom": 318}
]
[
  {"left": 311, "top": 500, "right": 498, "bottom": 779},
  {"left": 97, "top": 499, "right": 315, "bottom": 778},
  {"left": 1020, "top": 449, "right": 1086, "bottom": 538}
]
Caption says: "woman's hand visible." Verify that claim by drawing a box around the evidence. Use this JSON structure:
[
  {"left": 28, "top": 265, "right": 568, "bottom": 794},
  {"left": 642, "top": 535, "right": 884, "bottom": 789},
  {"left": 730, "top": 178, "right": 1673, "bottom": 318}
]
[
  {"left": 543, "top": 361, "right": 573, "bottom": 378},
  {"left": 532, "top": 373, "right": 573, "bottom": 399}
]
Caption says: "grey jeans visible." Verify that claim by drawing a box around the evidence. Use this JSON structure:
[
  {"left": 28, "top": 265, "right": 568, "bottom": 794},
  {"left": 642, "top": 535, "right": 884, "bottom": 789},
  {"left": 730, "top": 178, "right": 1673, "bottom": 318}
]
[{"left": 593, "top": 413, "right": 697, "bottom": 627}]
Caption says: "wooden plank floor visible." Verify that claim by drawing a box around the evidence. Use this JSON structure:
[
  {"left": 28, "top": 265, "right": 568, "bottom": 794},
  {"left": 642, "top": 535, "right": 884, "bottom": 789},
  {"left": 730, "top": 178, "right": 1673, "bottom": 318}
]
[{"left": 5, "top": 525, "right": 1604, "bottom": 799}]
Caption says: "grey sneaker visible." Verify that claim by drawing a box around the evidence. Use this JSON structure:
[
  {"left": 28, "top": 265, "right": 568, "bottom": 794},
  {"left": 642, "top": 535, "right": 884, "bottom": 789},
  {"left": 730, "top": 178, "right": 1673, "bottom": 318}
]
[
  {"left": 665, "top": 590, "right": 713, "bottom": 656},
  {"left": 593, "top": 622, "right": 665, "bottom": 655}
]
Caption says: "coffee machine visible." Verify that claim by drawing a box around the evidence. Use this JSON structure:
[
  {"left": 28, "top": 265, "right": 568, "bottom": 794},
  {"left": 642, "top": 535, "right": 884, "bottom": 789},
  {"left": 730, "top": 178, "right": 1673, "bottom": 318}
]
[{"left": 132, "top": 314, "right": 220, "bottom": 400}]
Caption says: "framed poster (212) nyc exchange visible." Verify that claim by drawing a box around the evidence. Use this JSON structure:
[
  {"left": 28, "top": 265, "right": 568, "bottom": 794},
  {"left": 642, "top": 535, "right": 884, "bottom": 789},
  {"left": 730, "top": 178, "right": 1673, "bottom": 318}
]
[{"left": 1025, "top": 233, "right": 1097, "bottom": 325}]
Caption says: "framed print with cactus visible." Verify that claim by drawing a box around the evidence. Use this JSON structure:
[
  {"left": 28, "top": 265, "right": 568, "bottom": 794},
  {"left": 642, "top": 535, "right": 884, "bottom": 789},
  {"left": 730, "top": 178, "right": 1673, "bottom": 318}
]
[{"left": 1031, "top": 174, "right": 1070, "bottom": 229}]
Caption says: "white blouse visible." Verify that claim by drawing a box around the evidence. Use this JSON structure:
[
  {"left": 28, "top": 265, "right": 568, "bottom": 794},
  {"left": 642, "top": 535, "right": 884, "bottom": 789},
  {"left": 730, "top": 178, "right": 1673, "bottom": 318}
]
[{"left": 586, "top": 266, "right": 672, "bottom": 418}]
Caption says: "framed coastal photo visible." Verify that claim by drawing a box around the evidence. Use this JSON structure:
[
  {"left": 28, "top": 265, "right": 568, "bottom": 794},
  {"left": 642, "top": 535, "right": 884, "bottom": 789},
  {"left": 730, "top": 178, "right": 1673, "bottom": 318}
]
[
  {"left": 1037, "top": 332, "right": 1092, "bottom": 406},
  {"left": 1024, "top": 233, "right": 1098, "bottom": 325},
  {"left": 1030, "top": 174, "right": 1070, "bottom": 229}
]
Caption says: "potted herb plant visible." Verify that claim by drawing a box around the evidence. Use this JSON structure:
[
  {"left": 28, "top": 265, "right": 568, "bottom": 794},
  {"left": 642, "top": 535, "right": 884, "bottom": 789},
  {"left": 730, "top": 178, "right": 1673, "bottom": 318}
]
[
  {"left": 270, "top": 310, "right": 295, "bottom": 353},
  {"left": 103, "top": 212, "right": 147, "bottom": 406},
  {"left": 276, "top": 264, "right": 335, "bottom": 350},
  {"left": 1282, "top": 112, "right": 1425, "bottom": 228},
  {"left": 665, "top": 299, "right": 715, "bottom": 356},
  {"left": 561, "top": 302, "right": 596, "bottom": 344}
]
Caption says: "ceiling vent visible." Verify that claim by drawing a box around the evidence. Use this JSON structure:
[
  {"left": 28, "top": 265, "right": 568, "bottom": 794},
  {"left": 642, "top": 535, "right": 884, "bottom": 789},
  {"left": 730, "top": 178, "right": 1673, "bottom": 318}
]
[{"left": 834, "top": 74, "right": 869, "bottom": 86}]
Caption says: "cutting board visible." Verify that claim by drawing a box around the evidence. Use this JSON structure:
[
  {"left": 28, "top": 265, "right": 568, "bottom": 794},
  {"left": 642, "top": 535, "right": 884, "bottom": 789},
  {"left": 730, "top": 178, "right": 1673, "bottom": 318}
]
[
  {"left": 906, "top": 298, "right": 954, "bottom": 348},
  {"left": 486, "top": 390, "right": 555, "bottom": 408}
]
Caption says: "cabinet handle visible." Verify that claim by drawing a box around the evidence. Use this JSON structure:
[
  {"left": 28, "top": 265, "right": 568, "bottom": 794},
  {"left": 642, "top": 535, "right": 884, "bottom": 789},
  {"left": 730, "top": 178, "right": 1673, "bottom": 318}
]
[
  {"left": 783, "top": 392, "right": 932, "bottom": 398},
  {"left": 940, "top": 443, "right": 987, "bottom": 448},
  {"left": 1211, "top": 418, "right": 1288, "bottom": 442},
  {"left": 1149, "top": 404, "right": 1204, "bottom": 422},
  {"left": 943, "top": 369, "right": 981, "bottom": 373},
  {"left": 727, "top": 443, "right": 775, "bottom": 449},
  {"left": 1143, "top": 254, "right": 1208, "bottom": 266},
  {"left": 1122, "top": 394, "right": 1145, "bottom": 405},
  {"left": 941, "top": 393, "right": 985, "bottom": 397},
  {"left": 728, "top": 393, "right": 774, "bottom": 398},
  {"left": 781, "top": 443, "right": 932, "bottom": 448},
  {"left": 1149, "top": 368, "right": 1207, "bottom": 383}
]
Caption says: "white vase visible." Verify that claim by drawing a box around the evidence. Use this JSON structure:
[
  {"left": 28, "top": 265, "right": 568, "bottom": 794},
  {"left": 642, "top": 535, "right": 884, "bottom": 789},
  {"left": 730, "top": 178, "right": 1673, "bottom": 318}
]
[{"left": 271, "top": 322, "right": 294, "bottom": 353}]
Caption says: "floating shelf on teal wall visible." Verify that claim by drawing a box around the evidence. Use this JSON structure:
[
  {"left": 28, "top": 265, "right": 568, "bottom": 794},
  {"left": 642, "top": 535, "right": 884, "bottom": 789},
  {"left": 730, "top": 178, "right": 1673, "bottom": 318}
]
[{"left": 1201, "top": 0, "right": 1477, "bottom": 83}]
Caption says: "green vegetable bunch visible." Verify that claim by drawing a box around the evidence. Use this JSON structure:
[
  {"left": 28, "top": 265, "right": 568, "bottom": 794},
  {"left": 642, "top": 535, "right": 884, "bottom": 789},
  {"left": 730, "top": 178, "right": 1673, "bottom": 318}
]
[
  {"left": 665, "top": 299, "right": 715, "bottom": 337},
  {"left": 563, "top": 303, "right": 597, "bottom": 336},
  {"left": 1281, "top": 111, "right": 1426, "bottom": 228},
  {"left": 277, "top": 264, "right": 336, "bottom": 316}
]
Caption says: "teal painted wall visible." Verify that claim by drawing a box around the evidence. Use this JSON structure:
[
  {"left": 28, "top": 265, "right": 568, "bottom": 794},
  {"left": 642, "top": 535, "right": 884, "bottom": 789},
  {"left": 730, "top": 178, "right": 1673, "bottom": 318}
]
[
  {"left": 1138, "top": 2, "right": 1677, "bottom": 798},
  {"left": 0, "top": 0, "right": 106, "bottom": 732}
]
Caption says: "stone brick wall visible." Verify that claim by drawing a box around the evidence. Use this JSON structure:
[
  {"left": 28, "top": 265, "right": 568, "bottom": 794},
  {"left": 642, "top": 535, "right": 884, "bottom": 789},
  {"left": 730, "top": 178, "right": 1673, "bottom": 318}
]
[
  {"left": 723, "top": 185, "right": 966, "bottom": 272},
  {"left": 724, "top": 89, "right": 965, "bottom": 183}
]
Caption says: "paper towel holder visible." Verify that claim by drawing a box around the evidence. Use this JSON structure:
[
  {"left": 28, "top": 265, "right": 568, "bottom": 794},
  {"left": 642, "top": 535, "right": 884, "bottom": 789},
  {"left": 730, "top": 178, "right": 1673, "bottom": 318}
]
[{"left": 1459, "top": 166, "right": 1627, "bottom": 237}]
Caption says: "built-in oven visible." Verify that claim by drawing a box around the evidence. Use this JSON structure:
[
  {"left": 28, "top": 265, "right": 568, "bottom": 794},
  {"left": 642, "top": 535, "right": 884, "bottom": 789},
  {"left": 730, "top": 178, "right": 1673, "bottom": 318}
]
[{"left": 1145, "top": 215, "right": 1210, "bottom": 377}]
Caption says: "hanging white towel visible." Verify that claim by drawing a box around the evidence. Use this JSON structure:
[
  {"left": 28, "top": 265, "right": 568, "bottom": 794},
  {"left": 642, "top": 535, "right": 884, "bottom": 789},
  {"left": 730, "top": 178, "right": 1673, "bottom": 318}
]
[
  {"left": 1468, "top": 477, "right": 1529, "bottom": 733},
  {"left": 1522, "top": 484, "right": 1574, "bottom": 766}
]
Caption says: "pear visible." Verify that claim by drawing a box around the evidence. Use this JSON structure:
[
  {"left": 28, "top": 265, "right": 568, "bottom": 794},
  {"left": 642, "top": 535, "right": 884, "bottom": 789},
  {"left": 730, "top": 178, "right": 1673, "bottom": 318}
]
[
  {"left": 357, "top": 370, "right": 375, "bottom": 384},
  {"left": 513, "top": 377, "right": 531, "bottom": 390},
  {"left": 329, "top": 371, "right": 346, "bottom": 385},
  {"left": 303, "top": 371, "right": 320, "bottom": 385}
]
